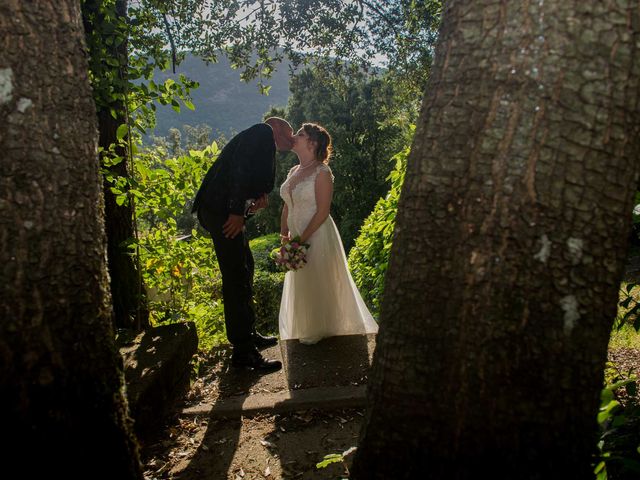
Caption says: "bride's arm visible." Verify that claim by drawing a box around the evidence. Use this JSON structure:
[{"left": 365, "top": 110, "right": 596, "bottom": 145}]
[
  {"left": 280, "top": 204, "right": 290, "bottom": 244},
  {"left": 299, "top": 169, "right": 333, "bottom": 243}
]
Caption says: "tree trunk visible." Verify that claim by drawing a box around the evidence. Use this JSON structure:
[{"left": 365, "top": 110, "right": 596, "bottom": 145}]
[
  {"left": 0, "top": 2, "right": 143, "bottom": 478},
  {"left": 83, "top": 0, "right": 149, "bottom": 332},
  {"left": 352, "top": 1, "right": 640, "bottom": 478}
]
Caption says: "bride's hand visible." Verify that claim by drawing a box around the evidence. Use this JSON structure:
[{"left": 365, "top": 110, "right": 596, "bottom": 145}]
[{"left": 280, "top": 233, "right": 290, "bottom": 244}]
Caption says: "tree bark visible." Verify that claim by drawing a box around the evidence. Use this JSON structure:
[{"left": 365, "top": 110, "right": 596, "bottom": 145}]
[
  {"left": 83, "top": 0, "right": 149, "bottom": 332},
  {"left": 352, "top": 1, "right": 640, "bottom": 478},
  {"left": 0, "top": 1, "right": 143, "bottom": 478}
]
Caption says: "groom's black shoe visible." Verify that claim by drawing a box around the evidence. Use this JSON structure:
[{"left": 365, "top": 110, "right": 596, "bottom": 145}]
[
  {"left": 232, "top": 350, "right": 282, "bottom": 373},
  {"left": 252, "top": 332, "right": 278, "bottom": 349}
]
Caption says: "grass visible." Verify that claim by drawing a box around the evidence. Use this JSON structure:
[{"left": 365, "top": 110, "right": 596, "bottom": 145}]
[
  {"left": 609, "top": 281, "right": 640, "bottom": 350},
  {"left": 609, "top": 323, "right": 640, "bottom": 350}
]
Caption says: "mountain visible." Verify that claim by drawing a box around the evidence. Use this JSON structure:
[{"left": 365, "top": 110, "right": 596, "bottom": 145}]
[{"left": 150, "top": 54, "right": 292, "bottom": 139}]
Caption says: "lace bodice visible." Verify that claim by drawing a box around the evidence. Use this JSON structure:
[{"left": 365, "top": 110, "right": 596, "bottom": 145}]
[{"left": 279, "top": 163, "right": 333, "bottom": 237}]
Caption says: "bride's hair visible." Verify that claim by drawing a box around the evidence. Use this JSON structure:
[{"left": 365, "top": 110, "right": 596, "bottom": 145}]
[{"left": 302, "top": 123, "right": 333, "bottom": 164}]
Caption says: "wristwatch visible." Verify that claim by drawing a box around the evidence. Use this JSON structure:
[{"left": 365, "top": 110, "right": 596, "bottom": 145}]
[{"left": 243, "top": 198, "right": 256, "bottom": 219}]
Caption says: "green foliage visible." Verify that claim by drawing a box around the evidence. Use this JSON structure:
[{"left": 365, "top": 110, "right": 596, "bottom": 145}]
[
  {"left": 136, "top": 140, "right": 220, "bottom": 231},
  {"left": 252, "top": 270, "right": 285, "bottom": 335},
  {"left": 83, "top": 0, "right": 199, "bottom": 134},
  {"left": 250, "top": 233, "right": 282, "bottom": 273},
  {"left": 86, "top": 0, "right": 442, "bottom": 114},
  {"left": 364, "top": 0, "right": 442, "bottom": 94},
  {"left": 134, "top": 141, "right": 226, "bottom": 349},
  {"left": 594, "top": 364, "right": 640, "bottom": 479},
  {"left": 617, "top": 283, "right": 640, "bottom": 332},
  {"left": 316, "top": 453, "right": 344, "bottom": 469},
  {"left": 610, "top": 323, "right": 640, "bottom": 351},
  {"left": 249, "top": 234, "right": 285, "bottom": 334},
  {"left": 142, "top": 231, "right": 226, "bottom": 351},
  {"left": 158, "top": 1, "right": 441, "bottom": 95},
  {"left": 348, "top": 143, "right": 410, "bottom": 317}
]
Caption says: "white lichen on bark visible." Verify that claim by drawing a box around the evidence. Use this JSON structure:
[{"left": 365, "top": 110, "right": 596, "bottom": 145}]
[
  {"left": 17, "top": 97, "right": 32, "bottom": 112},
  {"left": 0, "top": 68, "right": 14, "bottom": 105},
  {"left": 534, "top": 234, "right": 551, "bottom": 263},
  {"left": 567, "top": 238, "right": 584, "bottom": 265},
  {"left": 560, "top": 295, "right": 580, "bottom": 334}
]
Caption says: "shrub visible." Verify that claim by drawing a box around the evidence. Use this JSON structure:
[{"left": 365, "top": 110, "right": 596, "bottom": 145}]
[
  {"left": 348, "top": 144, "right": 408, "bottom": 317},
  {"left": 250, "top": 232, "right": 281, "bottom": 273},
  {"left": 250, "top": 232, "right": 286, "bottom": 334},
  {"left": 253, "top": 269, "right": 285, "bottom": 335},
  {"left": 134, "top": 141, "right": 229, "bottom": 349}
]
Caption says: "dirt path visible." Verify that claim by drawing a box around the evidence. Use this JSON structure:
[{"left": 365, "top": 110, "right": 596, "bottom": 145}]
[
  {"left": 141, "top": 347, "right": 364, "bottom": 479},
  {"left": 142, "top": 409, "right": 362, "bottom": 479},
  {"left": 141, "top": 345, "right": 640, "bottom": 480}
]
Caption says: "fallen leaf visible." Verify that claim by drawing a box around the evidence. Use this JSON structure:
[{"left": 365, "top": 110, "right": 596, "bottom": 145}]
[{"left": 264, "top": 466, "right": 271, "bottom": 477}]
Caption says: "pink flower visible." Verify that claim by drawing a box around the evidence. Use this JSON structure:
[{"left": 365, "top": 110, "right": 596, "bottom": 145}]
[{"left": 270, "top": 236, "right": 311, "bottom": 272}]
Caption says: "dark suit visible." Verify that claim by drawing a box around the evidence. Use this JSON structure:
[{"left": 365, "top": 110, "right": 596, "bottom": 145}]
[{"left": 192, "top": 123, "right": 276, "bottom": 353}]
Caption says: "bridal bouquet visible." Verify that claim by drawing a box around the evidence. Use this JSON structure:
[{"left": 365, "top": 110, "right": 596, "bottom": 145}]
[{"left": 271, "top": 236, "right": 310, "bottom": 272}]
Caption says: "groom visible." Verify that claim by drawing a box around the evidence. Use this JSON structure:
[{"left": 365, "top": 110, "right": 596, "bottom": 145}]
[{"left": 192, "top": 117, "right": 294, "bottom": 373}]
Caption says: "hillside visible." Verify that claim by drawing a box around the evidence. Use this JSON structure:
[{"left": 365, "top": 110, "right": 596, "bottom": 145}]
[{"left": 150, "top": 54, "right": 292, "bottom": 139}]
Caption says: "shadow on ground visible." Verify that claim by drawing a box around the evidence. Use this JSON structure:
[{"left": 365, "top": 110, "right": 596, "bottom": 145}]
[{"left": 141, "top": 335, "right": 375, "bottom": 479}]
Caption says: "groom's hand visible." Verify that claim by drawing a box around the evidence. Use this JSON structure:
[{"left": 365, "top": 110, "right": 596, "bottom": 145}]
[{"left": 223, "top": 214, "right": 245, "bottom": 239}]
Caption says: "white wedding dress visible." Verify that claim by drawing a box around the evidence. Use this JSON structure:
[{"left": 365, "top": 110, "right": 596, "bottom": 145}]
[{"left": 278, "top": 163, "right": 378, "bottom": 344}]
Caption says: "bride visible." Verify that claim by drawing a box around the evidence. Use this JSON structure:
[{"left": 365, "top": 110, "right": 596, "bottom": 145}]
[{"left": 278, "top": 122, "right": 378, "bottom": 344}]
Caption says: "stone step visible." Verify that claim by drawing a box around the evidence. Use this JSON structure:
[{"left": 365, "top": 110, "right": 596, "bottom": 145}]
[
  {"left": 180, "top": 333, "right": 376, "bottom": 418},
  {"left": 182, "top": 384, "right": 367, "bottom": 418}
]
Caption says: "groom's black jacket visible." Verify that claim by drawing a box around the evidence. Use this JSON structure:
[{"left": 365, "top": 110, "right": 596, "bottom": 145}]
[{"left": 192, "top": 123, "right": 276, "bottom": 225}]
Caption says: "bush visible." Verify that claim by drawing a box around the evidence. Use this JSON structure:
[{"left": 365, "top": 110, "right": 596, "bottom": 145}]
[
  {"left": 253, "top": 269, "right": 285, "bottom": 335},
  {"left": 250, "top": 232, "right": 286, "bottom": 334},
  {"left": 250, "top": 232, "right": 281, "bottom": 273},
  {"left": 348, "top": 144, "right": 408, "bottom": 317}
]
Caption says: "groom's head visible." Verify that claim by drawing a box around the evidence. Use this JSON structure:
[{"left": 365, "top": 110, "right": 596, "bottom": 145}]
[{"left": 265, "top": 117, "right": 294, "bottom": 152}]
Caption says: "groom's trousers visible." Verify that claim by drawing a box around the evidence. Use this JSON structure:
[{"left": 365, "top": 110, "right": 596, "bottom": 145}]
[{"left": 200, "top": 210, "right": 256, "bottom": 354}]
